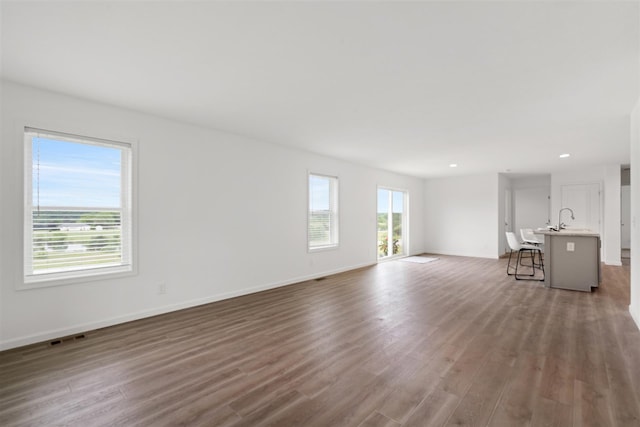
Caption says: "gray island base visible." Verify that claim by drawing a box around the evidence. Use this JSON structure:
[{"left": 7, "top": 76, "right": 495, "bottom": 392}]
[{"left": 535, "top": 229, "right": 601, "bottom": 292}]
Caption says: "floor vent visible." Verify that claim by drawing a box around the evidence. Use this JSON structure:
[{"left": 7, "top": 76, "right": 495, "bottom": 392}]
[
  {"left": 49, "top": 333, "right": 86, "bottom": 347},
  {"left": 315, "top": 277, "right": 327, "bottom": 281}
]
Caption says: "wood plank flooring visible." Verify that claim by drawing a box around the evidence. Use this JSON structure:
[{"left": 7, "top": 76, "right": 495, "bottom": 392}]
[{"left": 1, "top": 255, "right": 639, "bottom": 426}]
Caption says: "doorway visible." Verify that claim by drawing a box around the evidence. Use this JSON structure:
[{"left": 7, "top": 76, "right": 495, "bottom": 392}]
[{"left": 377, "top": 188, "right": 407, "bottom": 259}]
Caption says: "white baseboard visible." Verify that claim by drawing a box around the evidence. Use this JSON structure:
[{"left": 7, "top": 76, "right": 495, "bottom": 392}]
[
  {"left": 423, "top": 249, "right": 499, "bottom": 260},
  {"left": 630, "top": 305, "right": 640, "bottom": 332},
  {"left": 0, "top": 261, "right": 376, "bottom": 351},
  {"left": 605, "top": 261, "right": 623, "bottom": 266}
]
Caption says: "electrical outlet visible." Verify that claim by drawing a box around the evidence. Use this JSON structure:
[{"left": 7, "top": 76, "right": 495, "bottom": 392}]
[
  {"left": 158, "top": 282, "right": 167, "bottom": 295},
  {"left": 566, "top": 242, "right": 575, "bottom": 252}
]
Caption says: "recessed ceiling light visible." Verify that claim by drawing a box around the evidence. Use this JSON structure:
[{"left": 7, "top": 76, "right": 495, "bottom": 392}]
[
  {"left": 559, "top": 153, "right": 570, "bottom": 158},
  {"left": 449, "top": 163, "right": 458, "bottom": 168}
]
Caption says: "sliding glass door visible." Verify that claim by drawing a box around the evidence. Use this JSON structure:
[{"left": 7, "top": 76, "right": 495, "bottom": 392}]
[{"left": 377, "top": 188, "right": 407, "bottom": 259}]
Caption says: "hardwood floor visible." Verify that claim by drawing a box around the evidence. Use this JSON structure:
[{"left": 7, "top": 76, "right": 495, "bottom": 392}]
[{"left": 1, "top": 255, "right": 639, "bottom": 426}]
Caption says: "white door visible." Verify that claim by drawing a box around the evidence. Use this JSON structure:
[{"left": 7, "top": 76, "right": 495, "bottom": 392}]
[
  {"left": 621, "top": 185, "right": 631, "bottom": 249},
  {"left": 560, "top": 183, "right": 601, "bottom": 232}
]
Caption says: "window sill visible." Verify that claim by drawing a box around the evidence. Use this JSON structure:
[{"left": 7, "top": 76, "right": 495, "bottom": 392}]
[
  {"left": 308, "top": 245, "right": 339, "bottom": 253},
  {"left": 19, "top": 265, "right": 136, "bottom": 290}
]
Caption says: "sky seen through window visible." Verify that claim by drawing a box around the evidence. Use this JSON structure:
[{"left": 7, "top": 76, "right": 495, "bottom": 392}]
[{"left": 32, "top": 137, "right": 122, "bottom": 208}]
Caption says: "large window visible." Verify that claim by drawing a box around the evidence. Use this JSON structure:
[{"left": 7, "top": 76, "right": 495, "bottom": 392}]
[
  {"left": 308, "top": 173, "right": 339, "bottom": 250},
  {"left": 24, "top": 128, "right": 133, "bottom": 284}
]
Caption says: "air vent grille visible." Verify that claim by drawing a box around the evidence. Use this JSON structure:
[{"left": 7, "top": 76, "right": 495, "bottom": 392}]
[{"left": 49, "top": 333, "right": 86, "bottom": 347}]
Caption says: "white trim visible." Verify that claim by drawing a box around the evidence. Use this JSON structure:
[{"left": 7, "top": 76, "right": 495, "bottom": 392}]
[
  {"left": 604, "top": 261, "right": 623, "bottom": 267},
  {"left": 16, "top": 118, "right": 139, "bottom": 147},
  {"left": 308, "top": 244, "right": 339, "bottom": 253},
  {"left": 630, "top": 304, "right": 640, "bottom": 332},
  {"left": 19, "top": 268, "right": 137, "bottom": 290},
  {"left": 377, "top": 254, "right": 407, "bottom": 263},
  {"left": 425, "top": 249, "right": 500, "bottom": 260},
  {"left": 25, "top": 126, "right": 132, "bottom": 150},
  {"left": 0, "top": 260, "right": 376, "bottom": 351},
  {"left": 23, "top": 136, "right": 33, "bottom": 277},
  {"left": 20, "top": 126, "right": 138, "bottom": 289}
]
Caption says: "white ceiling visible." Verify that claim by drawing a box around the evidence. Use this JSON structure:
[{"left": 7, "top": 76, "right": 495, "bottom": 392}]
[{"left": 1, "top": 1, "right": 638, "bottom": 178}]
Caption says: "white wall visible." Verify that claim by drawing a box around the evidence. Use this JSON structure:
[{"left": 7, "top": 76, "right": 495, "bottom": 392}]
[
  {"left": 604, "top": 165, "right": 622, "bottom": 266},
  {"left": 0, "top": 81, "right": 425, "bottom": 349},
  {"left": 510, "top": 175, "right": 551, "bottom": 235},
  {"left": 550, "top": 166, "right": 622, "bottom": 266},
  {"left": 630, "top": 99, "right": 640, "bottom": 330},
  {"left": 510, "top": 175, "right": 552, "bottom": 191},
  {"left": 622, "top": 185, "right": 631, "bottom": 249},
  {"left": 514, "top": 188, "right": 550, "bottom": 231},
  {"left": 424, "top": 173, "right": 499, "bottom": 259}
]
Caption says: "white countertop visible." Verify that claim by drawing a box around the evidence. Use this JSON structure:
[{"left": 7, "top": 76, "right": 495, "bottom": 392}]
[{"left": 534, "top": 228, "right": 599, "bottom": 237}]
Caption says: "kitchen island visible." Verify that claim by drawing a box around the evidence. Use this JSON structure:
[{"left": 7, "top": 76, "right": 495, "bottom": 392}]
[{"left": 535, "top": 229, "right": 601, "bottom": 292}]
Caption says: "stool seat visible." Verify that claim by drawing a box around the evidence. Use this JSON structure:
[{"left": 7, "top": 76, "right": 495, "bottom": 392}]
[{"left": 521, "top": 228, "right": 543, "bottom": 246}]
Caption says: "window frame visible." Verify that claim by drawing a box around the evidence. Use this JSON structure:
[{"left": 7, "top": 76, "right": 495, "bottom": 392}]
[
  {"left": 307, "top": 172, "right": 340, "bottom": 252},
  {"left": 21, "top": 127, "right": 137, "bottom": 289}
]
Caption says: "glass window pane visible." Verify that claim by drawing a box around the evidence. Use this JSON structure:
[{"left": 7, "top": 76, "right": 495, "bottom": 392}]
[
  {"left": 24, "top": 128, "right": 133, "bottom": 284},
  {"left": 393, "top": 192, "right": 403, "bottom": 256},
  {"left": 378, "top": 188, "right": 406, "bottom": 258},
  {"left": 377, "top": 189, "right": 389, "bottom": 258},
  {"left": 308, "top": 174, "right": 338, "bottom": 250}
]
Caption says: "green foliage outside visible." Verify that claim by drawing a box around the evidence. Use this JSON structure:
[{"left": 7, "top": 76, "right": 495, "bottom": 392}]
[
  {"left": 378, "top": 234, "right": 400, "bottom": 256},
  {"left": 33, "top": 210, "right": 79, "bottom": 229},
  {"left": 377, "top": 212, "right": 403, "bottom": 257},
  {"left": 34, "top": 231, "right": 68, "bottom": 251},
  {"left": 32, "top": 210, "right": 122, "bottom": 271},
  {"left": 33, "top": 210, "right": 120, "bottom": 229},
  {"left": 309, "top": 211, "right": 331, "bottom": 246},
  {"left": 33, "top": 229, "right": 121, "bottom": 271},
  {"left": 79, "top": 211, "right": 120, "bottom": 228}
]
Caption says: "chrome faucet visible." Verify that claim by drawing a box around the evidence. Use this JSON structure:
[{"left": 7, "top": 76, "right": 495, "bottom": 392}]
[{"left": 556, "top": 207, "right": 575, "bottom": 231}]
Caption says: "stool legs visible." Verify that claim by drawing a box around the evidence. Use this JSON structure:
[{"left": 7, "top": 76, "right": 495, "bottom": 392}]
[{"left": 507, "top": 248, "right": 544, "bottom": 281}]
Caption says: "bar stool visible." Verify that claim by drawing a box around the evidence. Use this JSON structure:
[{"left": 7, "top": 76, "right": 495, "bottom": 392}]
[
  {"left": 520, "top": 228, "right": 543, "bottom": 245},
  {"left": 506, "top": 231, "right": 544, "bottom": 281},
  {"left": 520, "top": 228, "right": 544, "bottom": 267}
]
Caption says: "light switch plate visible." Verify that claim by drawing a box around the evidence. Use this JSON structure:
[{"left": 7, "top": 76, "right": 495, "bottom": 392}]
[{"left": 567, "top": 242, "right": 575, "bottom": 252}]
